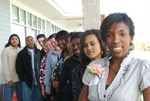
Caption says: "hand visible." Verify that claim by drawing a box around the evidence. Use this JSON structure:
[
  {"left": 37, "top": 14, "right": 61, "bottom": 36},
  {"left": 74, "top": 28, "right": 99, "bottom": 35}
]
[
  {"left": 52, "top": 80, "right": 59, "bottom": 89},
  {"left": 46, "top": 91, "right": 51, "bottom": 95},
  {"left": 41, "top": 86, "right": 46, "bottom": 97},
  {"left": 50, "top": 96, "right": 56, "bottom": 101},
  {"left": 8, "top": 80, "right": 14, "bottom": 88},
  {"left": 41, "top": 84, "right": 51, "bottom": 97}
]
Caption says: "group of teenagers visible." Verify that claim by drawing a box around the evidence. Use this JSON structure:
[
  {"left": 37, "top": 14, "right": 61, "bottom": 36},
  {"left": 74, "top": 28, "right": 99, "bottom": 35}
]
[{"left": 1, "top": 13, "right": 150, "bottom": 101}]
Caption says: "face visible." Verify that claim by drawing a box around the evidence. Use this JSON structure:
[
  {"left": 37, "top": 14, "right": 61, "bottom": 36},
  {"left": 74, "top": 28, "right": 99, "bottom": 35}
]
[
  {"left": 49, "top": 37, "right": 59, "bottom": 50},
  {"left": 71, "top": 38, "right": 80, "bottom": 57},
  {"left": 106, "top": 22, "right": 133, "bottom": 59},
  {"left": 10, "top": 36, "right": 19, "bottom": 48},
  {"left": 37, "top": 37, "right": 45, "bottom": 49},
  {"left": 84, "top": 34, "right": 102, "bottom": 61},
  {"left": 26, "top": 37, "right": 35, "bottom": 49},
  {"left": 57, "top": 39, "right": 66, "bottom": 50},
  {"left": 66, "top": 36, "right": 73, "bottom": 54},
  {"left": 44, "top": 40, "right": 53, "bottom": 52}
]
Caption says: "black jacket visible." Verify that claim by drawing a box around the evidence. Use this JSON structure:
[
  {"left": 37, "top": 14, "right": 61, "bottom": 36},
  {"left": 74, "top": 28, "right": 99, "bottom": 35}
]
[
  {"left": 56, "top": 55, "right": 80, "bottom": 101},
  {"left": 72, "top": 65, "right": 85, "bottom": 101},
  {"left": 16, "top": 46, "right": 40, "bottom": 89},
  {"left": 36, "top": 49, "right": 46, "bottom": 88}
]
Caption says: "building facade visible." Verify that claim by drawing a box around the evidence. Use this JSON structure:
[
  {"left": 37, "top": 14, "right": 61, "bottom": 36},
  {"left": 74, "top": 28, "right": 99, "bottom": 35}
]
[{"left": 0, "top": 1, "right": 68, "bottom": 100}]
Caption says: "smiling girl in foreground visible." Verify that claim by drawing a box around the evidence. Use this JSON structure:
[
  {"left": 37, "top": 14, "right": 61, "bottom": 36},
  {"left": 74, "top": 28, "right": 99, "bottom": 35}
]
[{"left": 79, "top": 13, "right": 150, "bottom": 101}]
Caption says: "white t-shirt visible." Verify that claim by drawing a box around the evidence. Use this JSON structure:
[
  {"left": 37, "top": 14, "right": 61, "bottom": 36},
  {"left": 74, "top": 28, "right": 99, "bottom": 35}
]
[
  {"left": 28, "top": 49, "right": 34, "bottom": 71},
  {"left": 82, "top": 53, "right": 150, "bottom": 101},
  {"left": 28, "top": 49, "right": 37, "bottom": 85}
]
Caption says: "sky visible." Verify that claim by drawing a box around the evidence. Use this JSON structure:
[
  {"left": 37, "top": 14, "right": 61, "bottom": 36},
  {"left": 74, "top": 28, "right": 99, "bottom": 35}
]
[
  {"left": 100, "top": 0, "right": 150, "bottom": 42},
  {"left": 54, "top": 0, "right": 150, "bottom": 42}
]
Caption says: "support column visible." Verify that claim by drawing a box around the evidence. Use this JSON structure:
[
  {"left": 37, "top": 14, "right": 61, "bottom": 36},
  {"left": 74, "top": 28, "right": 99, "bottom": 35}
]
[{"left": 82, "top": 0, "right": 100, "bottom": 31}]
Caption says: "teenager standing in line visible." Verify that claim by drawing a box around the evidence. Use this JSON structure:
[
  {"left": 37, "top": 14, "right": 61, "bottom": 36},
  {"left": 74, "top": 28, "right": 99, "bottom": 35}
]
[
  {"left": 72, "top": 29, "right": 107, "bottom": 101},
  {"left": 79, "top": 13, "right": 150, "bottom": 101},
  {"left": 1, "top": 34, "right": 22, "bottom": 101},
  {"left": 16, "top": 36, "right": 41, "bottom": 101}
]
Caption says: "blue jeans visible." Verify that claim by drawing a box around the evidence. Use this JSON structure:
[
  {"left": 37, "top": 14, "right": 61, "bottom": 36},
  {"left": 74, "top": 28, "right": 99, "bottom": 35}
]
[
  {"left": 4, "top": 81, "right": 22, "bottom": 101},
  {"left": 22, "top": 82, "right": 42, "bottom": 101}
]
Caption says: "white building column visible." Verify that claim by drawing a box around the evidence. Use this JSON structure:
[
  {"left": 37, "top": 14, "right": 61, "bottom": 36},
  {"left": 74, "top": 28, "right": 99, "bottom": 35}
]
[{"left": 82, "top": 0, "right": 100, "bottom": 31}]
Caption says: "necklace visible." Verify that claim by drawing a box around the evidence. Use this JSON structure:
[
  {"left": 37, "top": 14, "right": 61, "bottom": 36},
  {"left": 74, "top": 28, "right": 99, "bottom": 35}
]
[{"left": 109, "top": 66, "right": 118, "bottom": 76}]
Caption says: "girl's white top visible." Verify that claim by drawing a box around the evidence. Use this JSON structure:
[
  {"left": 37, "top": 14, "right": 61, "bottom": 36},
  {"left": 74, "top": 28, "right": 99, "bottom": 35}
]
[
  {"left": 83, "top": 52, "right": 150, "bottom": 101},
  {"left": 1, "top": 45, "right": 20, "bottom": 84}
]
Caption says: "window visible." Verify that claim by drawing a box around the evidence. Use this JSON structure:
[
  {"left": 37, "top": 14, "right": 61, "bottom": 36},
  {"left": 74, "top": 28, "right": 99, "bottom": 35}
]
[
  {"left": 12, "top": 5, "right": 19, "bottom": 22},
  {"left": 11, "top": 24, "right": 26, "bottom": 47},
  {"left": 42, "top": 20, "right": 45, "bottom": 30},
  {"left": 38, "top": 30, "right": 45, "bottom": 35},
  {"left": 19, "top": 9, "right": 25, "bottom": 24},
  {"left": 33, "top": 15, "right": 37, "bottom": 28},
  {"left": 11, "top": 5, "right": 62, "bottom": 48},
  {"left": 11, "top": 5, "right": 46, "bottom": 48},
  {"left": 26, "top": 28, "right": 37, "bottom": 38},
  {"left": 27, "top": 12, "right": 32, "bottom": 26},
  {"left": 51, "top": 24, "right": 61, "bottom": 33},
  {"left": 38, "top": 17, "right": 41, "bottom": 29}
]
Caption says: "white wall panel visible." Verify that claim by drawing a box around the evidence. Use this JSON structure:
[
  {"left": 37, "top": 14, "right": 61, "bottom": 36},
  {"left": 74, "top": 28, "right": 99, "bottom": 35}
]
[{"left": 0, "top": 0, "right": 11, "bottom": 84}]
